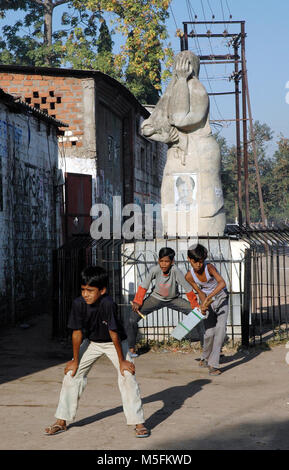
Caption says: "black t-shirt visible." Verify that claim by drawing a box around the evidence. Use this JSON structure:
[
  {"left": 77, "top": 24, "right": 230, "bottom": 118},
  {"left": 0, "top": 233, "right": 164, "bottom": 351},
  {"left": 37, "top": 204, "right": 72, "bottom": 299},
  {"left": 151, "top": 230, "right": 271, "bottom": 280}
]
[{"left": 67, "top": 294, "right": 127, "bottom": 343}]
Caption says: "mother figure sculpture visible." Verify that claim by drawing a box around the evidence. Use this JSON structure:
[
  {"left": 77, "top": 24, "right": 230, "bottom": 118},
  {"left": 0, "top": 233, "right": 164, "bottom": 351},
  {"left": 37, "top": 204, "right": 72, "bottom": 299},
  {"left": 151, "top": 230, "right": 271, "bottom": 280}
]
[{"left": 141, "top": 50, "right": 226, "bottom": 236}]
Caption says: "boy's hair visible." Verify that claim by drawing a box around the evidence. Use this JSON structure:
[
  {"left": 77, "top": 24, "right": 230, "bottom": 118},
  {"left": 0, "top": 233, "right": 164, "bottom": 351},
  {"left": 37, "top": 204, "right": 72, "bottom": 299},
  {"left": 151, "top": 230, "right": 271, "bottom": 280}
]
[
  {"left": 187, "top": 244, "right": 208, "bottom": 261},
  {"left": 80, "top": 265, "right": 108, "bottom": 289},
  {"left": 159, "top": 247, "right": 175, "bottom": 261}
]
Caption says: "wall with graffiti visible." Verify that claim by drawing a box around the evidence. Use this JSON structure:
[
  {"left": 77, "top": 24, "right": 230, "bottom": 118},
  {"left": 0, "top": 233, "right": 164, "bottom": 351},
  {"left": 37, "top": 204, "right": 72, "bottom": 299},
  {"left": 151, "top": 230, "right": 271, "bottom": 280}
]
[{"left": 0, "top": 102, "right": 60, "bottom": 325}]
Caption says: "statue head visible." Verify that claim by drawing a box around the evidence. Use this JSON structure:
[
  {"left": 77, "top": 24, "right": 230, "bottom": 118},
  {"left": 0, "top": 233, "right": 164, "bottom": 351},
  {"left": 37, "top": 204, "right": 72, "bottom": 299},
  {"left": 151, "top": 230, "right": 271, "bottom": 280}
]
[{"left": 173, "top": 50, "right": 200, "bottom": 79}]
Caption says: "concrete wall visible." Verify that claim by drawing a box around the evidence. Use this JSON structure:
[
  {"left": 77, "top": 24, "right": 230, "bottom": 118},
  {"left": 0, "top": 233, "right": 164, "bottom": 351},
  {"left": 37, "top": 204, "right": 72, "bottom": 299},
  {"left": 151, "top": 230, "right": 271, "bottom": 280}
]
[{"left": 0, "top": 101, "right": 60, "bottom": 325}]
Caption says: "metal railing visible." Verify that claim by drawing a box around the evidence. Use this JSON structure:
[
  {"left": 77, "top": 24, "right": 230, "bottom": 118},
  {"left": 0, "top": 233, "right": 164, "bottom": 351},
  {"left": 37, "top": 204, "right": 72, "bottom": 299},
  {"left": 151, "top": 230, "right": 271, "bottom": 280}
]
[{"left": 52, "top": 225, "right": 289, "bottom": 347}]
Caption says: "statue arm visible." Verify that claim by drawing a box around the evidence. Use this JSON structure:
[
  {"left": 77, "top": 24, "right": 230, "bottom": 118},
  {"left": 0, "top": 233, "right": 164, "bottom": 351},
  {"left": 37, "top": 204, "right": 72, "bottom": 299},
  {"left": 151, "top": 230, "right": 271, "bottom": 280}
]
[
  {"left": 140, "top": 79, "right": 179, "bottom": 145},
  {"left": 169, "top": 77, "right": 209, "bottom": 131},
  {"left": 141, "top": 122, "right": 178, "bottom": 144}
]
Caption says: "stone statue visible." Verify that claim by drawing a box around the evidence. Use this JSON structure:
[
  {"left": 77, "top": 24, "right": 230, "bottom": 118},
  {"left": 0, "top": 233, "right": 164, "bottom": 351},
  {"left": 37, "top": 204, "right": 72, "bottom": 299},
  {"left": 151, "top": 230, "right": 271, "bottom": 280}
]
[{"left": 141, "top": 50, "right": 226, "bottom": 236}]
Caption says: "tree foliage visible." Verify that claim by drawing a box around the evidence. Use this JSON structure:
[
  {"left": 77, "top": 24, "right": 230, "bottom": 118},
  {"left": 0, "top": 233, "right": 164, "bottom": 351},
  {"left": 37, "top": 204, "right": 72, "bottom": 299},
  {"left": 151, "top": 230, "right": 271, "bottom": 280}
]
[
  {"left": 220, "top": 122, "right": 289, "bottom": 225},
  {"left": 0, "top": 0, "right": 174, "bottom": 103}
]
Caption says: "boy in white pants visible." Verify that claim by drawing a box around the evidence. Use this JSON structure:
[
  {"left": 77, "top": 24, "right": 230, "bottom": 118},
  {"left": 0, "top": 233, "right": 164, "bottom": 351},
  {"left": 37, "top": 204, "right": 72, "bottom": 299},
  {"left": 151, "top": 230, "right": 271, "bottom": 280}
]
[{"left": 45, "top": 266, "right": 149, "bottom": 438}]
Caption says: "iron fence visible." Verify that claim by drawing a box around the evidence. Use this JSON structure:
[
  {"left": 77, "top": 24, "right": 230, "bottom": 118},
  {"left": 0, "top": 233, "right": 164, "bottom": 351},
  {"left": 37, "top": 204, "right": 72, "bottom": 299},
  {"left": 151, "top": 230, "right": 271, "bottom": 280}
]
[{"left": 52, "top": 225, "right": 289, "bottom": 347}]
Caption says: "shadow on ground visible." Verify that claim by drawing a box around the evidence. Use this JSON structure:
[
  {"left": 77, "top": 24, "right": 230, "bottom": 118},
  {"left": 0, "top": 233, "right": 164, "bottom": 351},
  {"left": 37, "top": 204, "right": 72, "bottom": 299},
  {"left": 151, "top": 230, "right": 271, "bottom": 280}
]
[
  {"left": 69, "top": 379, "right": 211, "bottom": 431},
  {"left": 217, "top": 346, "right": 269, "bottom": 373},
  {"left": 0, "top": 314, "right": 71, "bottom": 384},
  {"left": 157, "top": 418, "right": 289, "bottom": 450}
]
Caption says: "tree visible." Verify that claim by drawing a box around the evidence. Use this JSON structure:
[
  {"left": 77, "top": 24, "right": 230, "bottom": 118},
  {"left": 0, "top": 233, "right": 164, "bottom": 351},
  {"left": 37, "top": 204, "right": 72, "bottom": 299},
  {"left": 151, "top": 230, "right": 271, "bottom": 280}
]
[
  {"left": 221, "top": 122, "right": 289, "bottom": 225},
  {"left": 0, "top": 0, "right": 174, "bottom": 102},
  {"left": 218, "top": 134, "right": 239, "bottom": 223},
  {"left": 125, "top": 30, "right": 161, "bottom": 104},
  {"left": 270, "top": 136, "right": 289, "bottom": 222},
  {"left": 0, "top": 1, "right": 101, "bottom": 66}
]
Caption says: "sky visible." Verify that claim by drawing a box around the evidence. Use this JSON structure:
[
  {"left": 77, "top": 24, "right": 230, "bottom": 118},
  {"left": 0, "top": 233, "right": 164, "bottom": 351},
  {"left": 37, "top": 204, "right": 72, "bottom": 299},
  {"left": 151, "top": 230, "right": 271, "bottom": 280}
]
[
  {"left": 2, "top": 0, "right": 289, "bottom": 154},
  {"left": 165, "top": 0, "right": 289, "bottom": 154}
]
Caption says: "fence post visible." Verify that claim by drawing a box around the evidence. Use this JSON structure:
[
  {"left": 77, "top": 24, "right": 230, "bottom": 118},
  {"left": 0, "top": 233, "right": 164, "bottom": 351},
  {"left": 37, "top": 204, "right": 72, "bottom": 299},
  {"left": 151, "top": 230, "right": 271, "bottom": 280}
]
[{"left": 242, "top": 248, "right": 252, "bottom": 348}]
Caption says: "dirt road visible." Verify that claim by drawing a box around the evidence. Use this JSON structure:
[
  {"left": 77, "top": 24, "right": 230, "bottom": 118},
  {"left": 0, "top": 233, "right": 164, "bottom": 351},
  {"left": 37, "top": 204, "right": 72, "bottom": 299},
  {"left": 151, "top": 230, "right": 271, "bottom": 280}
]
[{"left": 1, "top": 313, "right": 289, "bottom": 451}]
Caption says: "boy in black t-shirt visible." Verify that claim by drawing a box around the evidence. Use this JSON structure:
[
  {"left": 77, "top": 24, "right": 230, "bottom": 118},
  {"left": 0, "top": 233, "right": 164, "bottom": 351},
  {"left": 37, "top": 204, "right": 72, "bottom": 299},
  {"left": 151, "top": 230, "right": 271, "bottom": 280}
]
[{"left": 45, "top": 266, "right": 149, "bottom": 438}]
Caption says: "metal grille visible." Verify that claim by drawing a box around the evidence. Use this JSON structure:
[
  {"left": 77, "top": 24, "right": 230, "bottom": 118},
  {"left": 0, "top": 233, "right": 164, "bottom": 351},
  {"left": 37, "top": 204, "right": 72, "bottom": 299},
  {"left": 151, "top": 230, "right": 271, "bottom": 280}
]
[{"left": 52, "top": 226, "right": 289, "bottom": 347}]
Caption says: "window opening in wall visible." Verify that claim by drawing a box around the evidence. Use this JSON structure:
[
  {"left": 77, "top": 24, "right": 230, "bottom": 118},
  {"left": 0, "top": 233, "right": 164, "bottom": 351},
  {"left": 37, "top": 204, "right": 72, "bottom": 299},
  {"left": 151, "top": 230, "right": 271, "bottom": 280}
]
[
  {"left": 49, "top": 90, "right": 54, "bottom": 97},
  {"left": 41, "top": 97, "right": 47, "bottom": 104},
  {"left": 56, "top": 96, "right": 62, "bottom": 104},
  {"left": 25, "top": 97, "right": 31, "bottom": 104},
  {"left": 72, "top": 141, "right": 77, "bottom": 146},
  {"left": 34, "top": 103, "right": 40, "bottom": 109},
  {"left": 50, "top": 102, "right": 55, "bottom": 110},
  {"left": 33, "top": 91, "right": 39, "bottom": 98}
]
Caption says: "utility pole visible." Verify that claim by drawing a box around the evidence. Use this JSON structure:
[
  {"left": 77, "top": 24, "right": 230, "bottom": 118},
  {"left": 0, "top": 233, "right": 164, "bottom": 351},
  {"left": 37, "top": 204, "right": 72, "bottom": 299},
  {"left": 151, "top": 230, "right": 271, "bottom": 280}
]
[
  {"left": 180, "top": 20, "right": 266, "bottom": 228},
  {"left": 241, "top": 21, "right": 250, "bottom": 226}
]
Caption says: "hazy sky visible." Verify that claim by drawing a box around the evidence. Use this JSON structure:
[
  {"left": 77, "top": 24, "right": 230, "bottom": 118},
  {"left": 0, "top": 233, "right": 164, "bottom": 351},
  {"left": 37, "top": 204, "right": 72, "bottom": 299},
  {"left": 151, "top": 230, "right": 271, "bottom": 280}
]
[
  {"left": 166, "top": 0, "right": 289, "bottom": 153},
  {"left": 2, "top": 0, "right": 289, "bottom": 153}
]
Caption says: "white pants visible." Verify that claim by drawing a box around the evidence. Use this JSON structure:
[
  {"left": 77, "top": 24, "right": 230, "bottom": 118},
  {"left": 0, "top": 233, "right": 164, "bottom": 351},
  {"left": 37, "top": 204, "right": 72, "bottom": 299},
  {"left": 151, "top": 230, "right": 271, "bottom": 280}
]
[{"left": 55, "top": 339, "right": 145, "bottom": 425}]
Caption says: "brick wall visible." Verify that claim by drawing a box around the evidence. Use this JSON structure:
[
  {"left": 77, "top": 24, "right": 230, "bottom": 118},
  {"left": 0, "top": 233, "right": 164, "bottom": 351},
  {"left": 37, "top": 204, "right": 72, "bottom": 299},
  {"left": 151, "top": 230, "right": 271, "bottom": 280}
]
[{"left": 0, "top": 73, "right": 85, "bottom": 152}]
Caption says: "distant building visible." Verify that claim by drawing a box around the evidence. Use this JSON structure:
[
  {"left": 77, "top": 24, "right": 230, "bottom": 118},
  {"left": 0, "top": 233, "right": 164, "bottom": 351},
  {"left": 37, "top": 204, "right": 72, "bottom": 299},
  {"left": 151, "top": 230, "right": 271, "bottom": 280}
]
[
  {"left": 0, "top": 88, "right": 65, "bottom": 325},
  {"left": 0, "top": 65, "right": 167, "bottom": 240}
]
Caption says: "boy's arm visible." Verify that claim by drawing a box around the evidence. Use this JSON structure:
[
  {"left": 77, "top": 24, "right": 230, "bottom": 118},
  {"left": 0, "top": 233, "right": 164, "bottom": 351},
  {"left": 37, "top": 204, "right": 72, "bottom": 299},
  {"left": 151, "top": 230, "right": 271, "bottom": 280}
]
[
  {"left": 109, "top": 330, "right": 135, "bottom": 376},
  {"left": 207, "top": 264, "right": 226, "bottom": 299},
  {"left": 175, "top": 267, "right": 200, "bottom": 309},
  {"left": 132, "top": 268, "right": 156, "bottom": 311},
  {"left": 185, "top": 271, "right": 207, "bottom": 305},
  {"left": 64, "top": 329, "right": 82, "bottom": 376}
]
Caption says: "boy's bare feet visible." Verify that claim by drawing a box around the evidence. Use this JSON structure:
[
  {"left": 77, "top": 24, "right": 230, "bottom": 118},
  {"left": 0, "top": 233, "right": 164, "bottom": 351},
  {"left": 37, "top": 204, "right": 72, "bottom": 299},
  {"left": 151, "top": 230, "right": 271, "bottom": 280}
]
[
  {"left": 45, "top": 419, "right": 67, "bottom": 435},
  {"left": 199, "top": 359, "right": 208, "bottom": 368}
]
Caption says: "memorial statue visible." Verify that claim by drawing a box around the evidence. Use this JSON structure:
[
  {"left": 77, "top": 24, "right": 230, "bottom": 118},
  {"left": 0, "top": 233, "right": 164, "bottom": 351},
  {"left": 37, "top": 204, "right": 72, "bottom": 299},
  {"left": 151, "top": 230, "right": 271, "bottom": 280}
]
[{"left": 141, "top": 50, "right": 226, "bottom": 236}]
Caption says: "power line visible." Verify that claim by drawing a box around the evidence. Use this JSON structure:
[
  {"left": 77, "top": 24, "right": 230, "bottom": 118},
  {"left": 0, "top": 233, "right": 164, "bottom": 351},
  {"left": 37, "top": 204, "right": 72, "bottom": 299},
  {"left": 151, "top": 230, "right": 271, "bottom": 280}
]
[
  {"left": 220, "top": 0, "right": 228, "bottom": 30},
  {"left": 225, "top": 0, "right": 232, "bottom": 19},
  {"left": 169, "top": 2, "right": 178, "bottom": 30},
  {"left": 184, "top": 0, "right": 232, "bottom": 126},
  {"left": 206, "top": 0, "right": 215, "bottom": 19}
]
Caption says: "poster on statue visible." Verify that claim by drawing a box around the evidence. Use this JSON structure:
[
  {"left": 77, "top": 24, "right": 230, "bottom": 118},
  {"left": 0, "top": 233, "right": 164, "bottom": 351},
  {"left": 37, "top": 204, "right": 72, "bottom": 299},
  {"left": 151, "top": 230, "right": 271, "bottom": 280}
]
[{"left": 174, "top": 173, "right": 197, "bottom": 212}]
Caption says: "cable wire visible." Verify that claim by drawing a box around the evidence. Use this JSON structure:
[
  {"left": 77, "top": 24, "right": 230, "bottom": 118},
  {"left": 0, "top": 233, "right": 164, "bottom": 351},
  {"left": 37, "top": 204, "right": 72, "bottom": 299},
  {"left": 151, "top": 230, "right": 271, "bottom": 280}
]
[{"left": 169, "top": 2, "right": 178, "bottom": 30}]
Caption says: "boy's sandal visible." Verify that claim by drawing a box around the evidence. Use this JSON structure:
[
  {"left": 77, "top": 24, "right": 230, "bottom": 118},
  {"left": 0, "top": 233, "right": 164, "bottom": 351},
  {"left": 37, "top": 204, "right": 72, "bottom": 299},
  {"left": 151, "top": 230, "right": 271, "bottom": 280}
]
[
  {"left": 135, "top": 426, "right": 150, "bottom": 438},
  {"left": 209, "top": 367, "right": 222, "bottom": 376},
  {"left": 45, "top": 423, "right": 67, "bottom": 435}
]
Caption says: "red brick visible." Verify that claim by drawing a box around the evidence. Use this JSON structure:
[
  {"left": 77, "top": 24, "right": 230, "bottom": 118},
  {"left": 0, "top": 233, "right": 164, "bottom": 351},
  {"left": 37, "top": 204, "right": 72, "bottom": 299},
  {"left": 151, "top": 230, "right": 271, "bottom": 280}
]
[
  {"left": 9, "top": 87, "right": 21, "bottom": 92},
  {"left": 0, "top": 81, "right": 12, "bottom": 87},
  {"left": 12, "top": 74, "right": 25, "bottom": 80},
  {"left": 0, "top": 74, "right": 13, "bottom": 80}
]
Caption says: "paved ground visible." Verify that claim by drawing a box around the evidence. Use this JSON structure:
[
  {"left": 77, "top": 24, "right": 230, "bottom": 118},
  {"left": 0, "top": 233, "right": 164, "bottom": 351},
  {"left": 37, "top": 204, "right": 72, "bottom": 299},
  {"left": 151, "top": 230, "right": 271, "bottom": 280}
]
[{"left": 1, "top": 313, "right": 289, "bottom": 451}]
